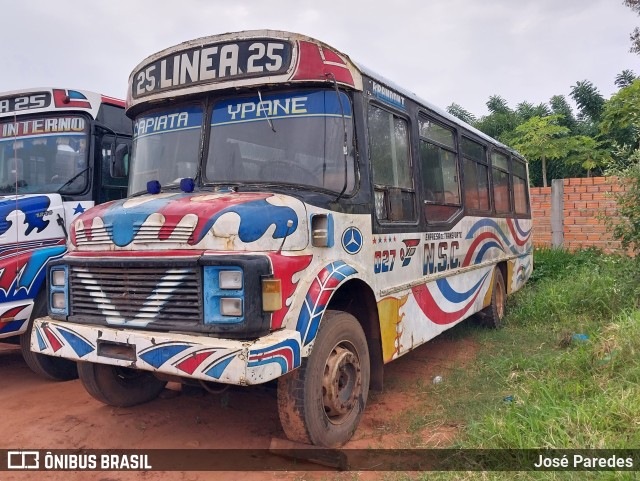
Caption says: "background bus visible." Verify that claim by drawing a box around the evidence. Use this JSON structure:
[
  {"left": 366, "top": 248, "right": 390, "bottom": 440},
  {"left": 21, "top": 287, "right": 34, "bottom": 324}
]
[
  {"left": 32, "top": 32, "right": 532, "bottom": 446},
  {"left": 0, "top": 88, "right": 131, "bottom": 379}
]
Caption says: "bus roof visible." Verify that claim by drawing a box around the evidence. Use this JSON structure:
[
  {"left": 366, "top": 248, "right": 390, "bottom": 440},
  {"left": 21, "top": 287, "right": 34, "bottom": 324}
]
[
  {"left": 0, "top": 88, "right": 125, "bottom": 120},
  {"left": 355, "top": 64, "right": 523, "bottom": 159},
  {"left": 127, "top": 30, "right": 523, "bottom": 160}
]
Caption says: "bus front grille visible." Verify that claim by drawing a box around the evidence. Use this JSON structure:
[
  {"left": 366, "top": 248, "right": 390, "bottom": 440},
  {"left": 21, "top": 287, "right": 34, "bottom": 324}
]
[
  {"left": 68, "top": 265, "right": 202, "bottom": 326},
  {"left": 74, "top": 224, "right": 194, "bottom": 246}
]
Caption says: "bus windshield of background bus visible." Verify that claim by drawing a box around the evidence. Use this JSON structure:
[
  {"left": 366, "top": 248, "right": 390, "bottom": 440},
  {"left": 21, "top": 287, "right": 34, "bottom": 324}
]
[
  {"left": 206, "top": 89, "right": 355, "bottom": 193},
  {"left": 130, "top": 105, "right": 203, "bottom": 194},
  {"left": 0, "top": 115, "right": 89, "bottom": 195}
]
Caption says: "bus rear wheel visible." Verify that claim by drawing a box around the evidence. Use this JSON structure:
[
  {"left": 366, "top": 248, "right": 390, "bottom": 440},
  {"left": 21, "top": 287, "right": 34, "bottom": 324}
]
[
  {"left": 277, "top": 310, "right": 370, "bottom": 447},
  {"left": 78, "top": 362, "right": 167, "bottom": 407},
  {"left": 478, "top": 267, "right": 506, "bottom": 329}
]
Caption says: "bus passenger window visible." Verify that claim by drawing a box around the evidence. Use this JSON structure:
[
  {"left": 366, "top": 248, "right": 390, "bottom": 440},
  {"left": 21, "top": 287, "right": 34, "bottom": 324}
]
[
  {"left": 491, "top": 151, "right": 511, "bottom": 214},
  {"left": 461, "top": 137, "right": 490, "bottom": 213},
  {"left": 419, "top": 118, "right": 461, "bottom": 223},
  {"left": 368, "top": 104, "right": 415, "bottom": 222},
  {"left": 513, "top": 159, "right": 529, "bottom": 214}
]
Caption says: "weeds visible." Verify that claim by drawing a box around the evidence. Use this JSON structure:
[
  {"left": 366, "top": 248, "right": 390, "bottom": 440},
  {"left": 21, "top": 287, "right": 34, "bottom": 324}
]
[{"left": 394, "top": 249, "right": 640, "bottom": 479}]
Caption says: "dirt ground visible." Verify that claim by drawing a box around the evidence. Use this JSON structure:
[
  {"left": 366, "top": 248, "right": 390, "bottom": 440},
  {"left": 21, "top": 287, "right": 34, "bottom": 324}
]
[{"left": 0, "top": 332, "right": 479, "bottom": 481}]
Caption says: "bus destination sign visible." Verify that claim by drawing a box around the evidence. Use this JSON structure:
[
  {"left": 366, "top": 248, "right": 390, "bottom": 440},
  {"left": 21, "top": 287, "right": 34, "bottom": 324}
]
[
  {"left": 0, "top": 92, "right": 52, "bottom": 114},
  {"left": 132, "top": 39, "right": 292, "bottom": 99}
]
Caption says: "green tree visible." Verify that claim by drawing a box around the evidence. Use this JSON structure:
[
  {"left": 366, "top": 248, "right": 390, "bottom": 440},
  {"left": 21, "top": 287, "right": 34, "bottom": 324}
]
[
  {"left": 599, "top": 79, "right": 640, "bottom": 152},
  {"left": 564, "top": 136, "right": 612, "bottom": 176},
  {"left": 446, "top": 103, "right": 476, "bottom": 124},
  {"left": 570, "top": 80, "right": 605, "bottom": 123},
  {"left": 550, "top": 95, "right": 578, "bottom": 133},
  {"left": 515, "top": 101, "right": 550, "bottom": 121},
  {"left": 486, "top": 95, "right": 511, "bottom": 114},
  {"left": 510, "top": 115, "right": 573, "bottom": 187},
  {"left": 615, "top": 69, "right": 637, "bottom": 89},
  {"left": 624, "top": 0, "right": 640, "bottom": 54},
  {"left": 473, "top": 95, "right": 520, "bottom": 140}
]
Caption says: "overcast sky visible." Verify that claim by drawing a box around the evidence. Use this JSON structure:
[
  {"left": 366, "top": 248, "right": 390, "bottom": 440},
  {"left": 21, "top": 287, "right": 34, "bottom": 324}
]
[{"left": 2, "top": 0, "right": 637, "bottom": 117}]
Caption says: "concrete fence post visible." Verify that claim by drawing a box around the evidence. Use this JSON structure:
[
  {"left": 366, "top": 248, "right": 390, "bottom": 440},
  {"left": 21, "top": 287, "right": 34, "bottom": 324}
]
[{"left": 551, "top": 179, "right": 564, "bottom": 248}]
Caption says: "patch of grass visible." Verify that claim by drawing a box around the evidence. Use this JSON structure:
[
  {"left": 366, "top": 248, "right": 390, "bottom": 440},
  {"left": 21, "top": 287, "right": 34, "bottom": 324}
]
[
  {"left": 388, "top": 249, "right": 640, "bottom": 479},
  {"left": 455, "top": 250, "right": 640, "bottom": 449}
]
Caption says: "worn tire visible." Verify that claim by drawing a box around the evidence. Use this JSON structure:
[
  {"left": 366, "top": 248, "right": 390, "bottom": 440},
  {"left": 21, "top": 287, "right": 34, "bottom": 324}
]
[
  {"left": 20, "top": 292, "right": 78, "bottom": 381},
  {"left": 478, "top": 267, "right": 506, "bottom": 329},
  {"left": 78, "top": 362, "right": 167, "bottom": 407},
  {"left": 277, "top": 310, "right": 370, "bottom": 447}
]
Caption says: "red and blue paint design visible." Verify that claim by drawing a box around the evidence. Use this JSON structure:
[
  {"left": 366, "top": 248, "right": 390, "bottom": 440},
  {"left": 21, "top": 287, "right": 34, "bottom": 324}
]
[
  {"left": 0, "top": 239, "right": 66, "bottom": 303},
  {"left": 34, "top": 323, "right": 94, "bottom": 358},
  {"left": 248, "top": 338, "right": 301, "bottom": 374},
  {"left": 52, "top": 89, "right": 92, "bottom": 109},
  {"left": 0, "top": 195, "right": 67, "bottom": 337},
  {"left": 296, "top": 261, "right": 357, "bottom": 347},
  {"left": 267, "top": 254, "right": 313, "bottom": 330},
  {"left": 73, "top": 192, "right": 299, "bottom": 248},
  {"left": 463, "top": 218, "right": 532, "bottom": 267},
  {"left": 138, "top": 342, "right": 240, "bottom": 380},
  {"left": 0, "top": 305, "right": 30, "bottom": 335},
  {"left": 412, "top": 270, "right": 491, "bottom": 325}
]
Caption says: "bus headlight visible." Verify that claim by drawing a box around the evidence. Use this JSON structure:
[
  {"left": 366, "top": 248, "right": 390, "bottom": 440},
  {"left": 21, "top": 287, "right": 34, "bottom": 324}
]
[
  {"left": 220, "top": 298, "right": 243, "bottom": 316},
  {"left": 204, "top": 266, "right": 244, "bottom": 324},
  {"left": 52, "top": 269, "right": 66, "bottom": 287},
  {"left": 52, "top": 292, "right": 67, "bottom": 309},
  {"left": 49, "top": 266, "right": 69, "bottom": 317},
  {"left": 219, "top": 270, "right": 243, "bottom": 290}
]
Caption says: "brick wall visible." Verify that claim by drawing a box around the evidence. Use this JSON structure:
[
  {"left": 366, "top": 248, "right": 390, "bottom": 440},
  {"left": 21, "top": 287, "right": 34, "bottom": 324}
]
[
  {"left": 530, "top": 186, "right": 551, "bottom": 247},
  {"left": 530, "top": 177, "right": 627, "bottom": 252}
]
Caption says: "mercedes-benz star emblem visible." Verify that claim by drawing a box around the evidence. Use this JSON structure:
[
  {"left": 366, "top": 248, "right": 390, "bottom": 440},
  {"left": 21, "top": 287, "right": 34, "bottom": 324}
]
[{"left": 342, "top": 227, "right": 363, "bottom": 255}]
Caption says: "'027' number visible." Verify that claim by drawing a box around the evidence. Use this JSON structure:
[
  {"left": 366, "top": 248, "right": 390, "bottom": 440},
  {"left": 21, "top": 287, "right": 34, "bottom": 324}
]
[{"left": 374, "top": 250, "right": 396, "bottom": 274}]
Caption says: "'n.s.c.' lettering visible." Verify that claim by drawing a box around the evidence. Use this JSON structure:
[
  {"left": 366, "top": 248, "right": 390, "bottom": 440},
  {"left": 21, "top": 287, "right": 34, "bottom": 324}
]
[{"left": 423, "top": 241, "right": 459, "bottom": 275}]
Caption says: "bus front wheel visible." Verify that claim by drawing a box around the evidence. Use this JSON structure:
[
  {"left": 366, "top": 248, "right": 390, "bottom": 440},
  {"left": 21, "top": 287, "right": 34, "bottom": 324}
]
[
  {"left": 277, "top": 310, "right": 370, "bottom": 447},
  {"left": 479, "top": 267, "right": 506, "bottom": 329},
  {"left": 78, "top": 362, "right": 167, "bottom": 407},
  {"left": 20, "top": 293, "right": 78, "bottom": 381}
]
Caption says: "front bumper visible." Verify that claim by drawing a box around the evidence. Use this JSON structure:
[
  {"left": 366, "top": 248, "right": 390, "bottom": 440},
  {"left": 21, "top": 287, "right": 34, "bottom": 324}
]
[{"left": 31, "top": 317, "right": 302, "bottom": 385}]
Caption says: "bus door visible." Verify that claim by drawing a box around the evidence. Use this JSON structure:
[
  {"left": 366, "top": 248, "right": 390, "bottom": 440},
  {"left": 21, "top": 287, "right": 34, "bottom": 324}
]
[{"left": 96, "top": 134, "right": 130, "bottom": 204}]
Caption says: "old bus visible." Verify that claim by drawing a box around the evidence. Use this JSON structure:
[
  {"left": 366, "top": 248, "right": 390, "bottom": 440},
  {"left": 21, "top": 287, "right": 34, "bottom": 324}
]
[
  {"left": 32, "top": 32, "right": 532, "bottom": 446},
  {"left": 0, "top": 88, "right": 131, "bottom": 379}
]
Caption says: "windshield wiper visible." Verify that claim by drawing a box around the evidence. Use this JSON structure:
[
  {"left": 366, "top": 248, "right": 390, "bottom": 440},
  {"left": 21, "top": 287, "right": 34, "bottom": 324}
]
[
  {"left": 257, "top": 90, "right": 276, "bottom": 133},
  {"left": 56, "top": 167, "right": 90, "bottom": 194}
]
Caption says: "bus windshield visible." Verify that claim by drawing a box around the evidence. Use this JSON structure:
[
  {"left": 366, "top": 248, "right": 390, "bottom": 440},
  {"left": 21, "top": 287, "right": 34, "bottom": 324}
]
[
  {"left": 0, "top": 115, "right": 89, "bottom": 195},
  {"left": 129, "top": 105, "right": 203, "bottom": 195},
  {"left": 206, "top": 89, "right": 355, "bottom": 193}
]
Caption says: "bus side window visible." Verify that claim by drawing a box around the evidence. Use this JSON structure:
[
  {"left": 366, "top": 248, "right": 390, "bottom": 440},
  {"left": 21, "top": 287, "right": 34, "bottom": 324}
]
[
  {"left": 512, "top": 159, "right": 530, "bottom": 215},
  {"left": 368, "top": 104, "right": 415, "bottom": 222},
  {"left": 491, "top": 151, "right": 511, "bottom": 214},
  {"left": 461, "top": 137, "right": 490, "bottom": 213},
  {"left": 418, "top": 117, "right": 461, "bottom": 223}
]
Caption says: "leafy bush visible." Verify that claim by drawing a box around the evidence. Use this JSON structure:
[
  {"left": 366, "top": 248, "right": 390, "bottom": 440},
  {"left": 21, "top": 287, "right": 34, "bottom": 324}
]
[
  {"left": 527, "top": 247, "right": 603, "bottom": 284},
  {"left": 611, "top": 160, "right": 640, "bottom": 257},
  {"left": 509, "top": 249, "right": 639, "bottom": 328}
]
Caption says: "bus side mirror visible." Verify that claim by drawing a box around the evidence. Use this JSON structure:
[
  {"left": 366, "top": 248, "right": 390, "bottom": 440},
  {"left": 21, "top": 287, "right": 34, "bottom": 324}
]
[{"left": 111, "top": 143, "right": 129, "bottom": 178}]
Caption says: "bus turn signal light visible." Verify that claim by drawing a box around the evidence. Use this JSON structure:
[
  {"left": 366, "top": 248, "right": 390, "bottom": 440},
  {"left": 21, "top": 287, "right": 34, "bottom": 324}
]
[{"left": 262, "top": 279, "right": 282, "bottom": 312}]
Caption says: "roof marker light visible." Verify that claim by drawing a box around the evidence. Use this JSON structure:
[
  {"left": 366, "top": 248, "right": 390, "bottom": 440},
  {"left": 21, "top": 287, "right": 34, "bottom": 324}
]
[
  {"left": 147, "top": 180, "right": 161, "bottom": 195},
  {"left": 180, "top": 178, "right": 195, "bottom": 193}
]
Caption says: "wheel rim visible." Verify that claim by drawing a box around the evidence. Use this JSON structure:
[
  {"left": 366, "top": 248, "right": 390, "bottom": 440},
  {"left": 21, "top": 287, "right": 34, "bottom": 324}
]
[{"left": 322, "top": 341, "right": 362, "bottom": 424}]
